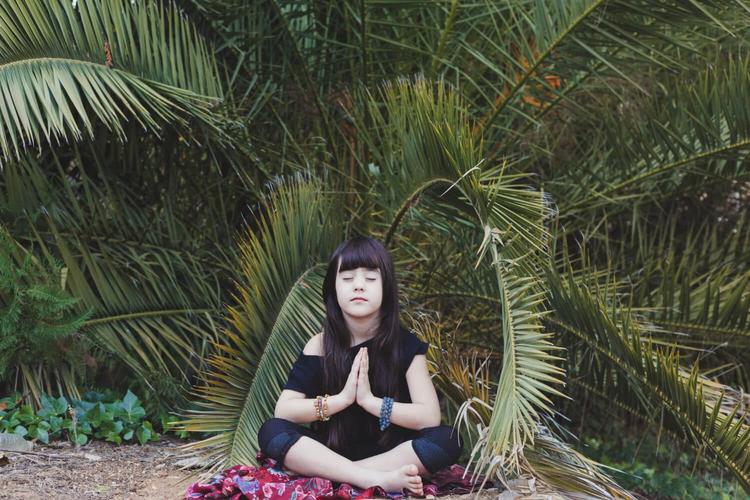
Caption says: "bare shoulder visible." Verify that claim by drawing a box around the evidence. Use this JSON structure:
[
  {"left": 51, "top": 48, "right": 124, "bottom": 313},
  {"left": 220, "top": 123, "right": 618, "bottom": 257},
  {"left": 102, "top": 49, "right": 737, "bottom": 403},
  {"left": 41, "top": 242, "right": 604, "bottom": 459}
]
[{"left": 303, "top": 332, "right": 324, "bottom": 356}]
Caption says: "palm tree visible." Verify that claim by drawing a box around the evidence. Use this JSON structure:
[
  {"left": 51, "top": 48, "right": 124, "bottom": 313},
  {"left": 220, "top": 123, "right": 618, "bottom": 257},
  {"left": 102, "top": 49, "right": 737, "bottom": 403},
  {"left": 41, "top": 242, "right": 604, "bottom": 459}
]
[
  {"left": 2, "top": 0, "right": 750, "bottom": 495},
  {"left": 0, "top": 0, "right": 241, "bottom": 409},
  {"left": 177, "top": 1, "right": 750, "bottom": 494}
]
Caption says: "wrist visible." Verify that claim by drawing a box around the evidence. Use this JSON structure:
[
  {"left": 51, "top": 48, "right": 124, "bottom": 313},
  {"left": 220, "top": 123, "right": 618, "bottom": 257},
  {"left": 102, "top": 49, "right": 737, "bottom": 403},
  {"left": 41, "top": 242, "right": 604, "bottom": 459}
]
[
  {"left": 365, "top": 395, "right": 382, "bottom": 416},
  {"left": 336, "top": 392, "right": 354, "bottom": 407}
]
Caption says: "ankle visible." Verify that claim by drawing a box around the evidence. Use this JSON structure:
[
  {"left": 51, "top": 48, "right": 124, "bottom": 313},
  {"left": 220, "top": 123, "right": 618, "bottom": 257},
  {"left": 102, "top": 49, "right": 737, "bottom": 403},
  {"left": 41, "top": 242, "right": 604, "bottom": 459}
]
[{"left": 362, "top": 468, "right": 385, "bottom": 489}]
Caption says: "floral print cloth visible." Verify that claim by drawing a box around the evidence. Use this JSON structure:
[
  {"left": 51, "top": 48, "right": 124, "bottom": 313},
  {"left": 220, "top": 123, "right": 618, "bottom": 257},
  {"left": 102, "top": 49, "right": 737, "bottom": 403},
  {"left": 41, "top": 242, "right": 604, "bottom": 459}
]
[{"left": 185, "top": 451, "right": 491, "bottom": 499}]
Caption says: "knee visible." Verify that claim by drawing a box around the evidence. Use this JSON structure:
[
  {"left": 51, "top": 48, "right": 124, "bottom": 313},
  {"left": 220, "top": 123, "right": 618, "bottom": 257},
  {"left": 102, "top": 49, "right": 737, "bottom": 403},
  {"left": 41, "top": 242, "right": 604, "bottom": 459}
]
[
  {"left": 257, "top": 417, "right": 298, "bottom": 455},
  {"left": 412, "top": 425, "right": 463, "bottom": 473},
  {"left": 425, "top": 425, "right": 463, "bottom": 463}
]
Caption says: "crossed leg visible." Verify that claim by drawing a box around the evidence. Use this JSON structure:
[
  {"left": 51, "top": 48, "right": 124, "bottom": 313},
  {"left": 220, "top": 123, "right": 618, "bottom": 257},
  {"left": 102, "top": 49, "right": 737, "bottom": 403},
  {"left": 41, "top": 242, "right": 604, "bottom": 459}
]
[
  {"left": 282, "top": 436, "right": 425, "bottom": 495},
  {"left": 354, "top": 440, "right": 432, "bottom": 478}
]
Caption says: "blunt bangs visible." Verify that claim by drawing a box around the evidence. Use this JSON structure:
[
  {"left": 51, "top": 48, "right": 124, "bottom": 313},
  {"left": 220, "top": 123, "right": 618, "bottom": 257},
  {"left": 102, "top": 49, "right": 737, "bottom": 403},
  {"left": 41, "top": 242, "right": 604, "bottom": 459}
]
[{"left": 336, "top": 239, "right": 385, "bottom": 273}]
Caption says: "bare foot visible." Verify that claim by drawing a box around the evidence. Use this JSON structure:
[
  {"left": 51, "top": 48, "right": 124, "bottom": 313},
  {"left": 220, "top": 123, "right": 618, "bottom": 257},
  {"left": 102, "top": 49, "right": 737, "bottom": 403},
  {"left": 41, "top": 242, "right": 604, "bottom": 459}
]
[{"left": 372, "top": 464, "right": 424, "bottom": 496}]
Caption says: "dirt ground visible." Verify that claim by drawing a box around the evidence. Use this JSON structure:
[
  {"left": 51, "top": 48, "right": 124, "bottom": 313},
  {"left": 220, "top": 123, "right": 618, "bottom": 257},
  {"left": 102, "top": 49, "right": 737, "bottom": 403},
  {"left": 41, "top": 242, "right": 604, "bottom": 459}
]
[
  {"left": 0, "top": 437, "right": 504, "bottom": 500},
  {"left": 0, "top": 437, "right": 194, "bottom": 499}
]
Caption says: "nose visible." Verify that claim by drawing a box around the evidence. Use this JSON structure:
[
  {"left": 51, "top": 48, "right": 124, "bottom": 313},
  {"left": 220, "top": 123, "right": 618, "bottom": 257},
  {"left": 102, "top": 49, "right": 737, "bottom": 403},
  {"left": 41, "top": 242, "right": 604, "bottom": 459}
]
[{"left": 353, "top": 275, "right": 365, "bottom": 291}]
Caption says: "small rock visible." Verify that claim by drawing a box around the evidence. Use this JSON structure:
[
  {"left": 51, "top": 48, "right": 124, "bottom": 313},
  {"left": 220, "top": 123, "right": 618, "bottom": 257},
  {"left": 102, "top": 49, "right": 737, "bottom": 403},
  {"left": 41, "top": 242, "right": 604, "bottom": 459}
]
[
  {"left": 84, "top": 453, "right": 102, "bottom": 461},
  {"left": 0, "top": 434, "right": 33, "bottom": 452}
]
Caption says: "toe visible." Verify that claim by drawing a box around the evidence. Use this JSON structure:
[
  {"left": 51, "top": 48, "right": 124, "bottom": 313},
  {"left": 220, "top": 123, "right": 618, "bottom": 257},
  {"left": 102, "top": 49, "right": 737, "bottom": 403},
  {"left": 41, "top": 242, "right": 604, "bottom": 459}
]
[{"left": 407, "top": 485, "right": 423, "bottom": 496}]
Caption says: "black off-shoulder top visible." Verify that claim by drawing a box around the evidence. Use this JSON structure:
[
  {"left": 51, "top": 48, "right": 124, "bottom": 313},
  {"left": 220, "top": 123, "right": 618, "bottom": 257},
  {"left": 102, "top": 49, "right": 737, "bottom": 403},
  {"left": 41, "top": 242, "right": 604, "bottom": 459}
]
[
  {"left": 282, "top": 327, "right": 429, "bottom": 397},
  {"left": 281, "top": 326, "right": 431, "bottom": 457}
]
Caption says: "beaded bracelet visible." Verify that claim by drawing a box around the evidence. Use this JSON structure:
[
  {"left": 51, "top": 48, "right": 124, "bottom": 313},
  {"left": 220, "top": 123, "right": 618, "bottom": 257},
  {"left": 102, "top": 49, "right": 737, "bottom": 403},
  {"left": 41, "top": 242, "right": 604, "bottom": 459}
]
[
  {"left": 379, "top": 396, "right": 394, "bottom": 431},
  {"left": 314, "top": 394, "right": 330, "bottom": 421}
]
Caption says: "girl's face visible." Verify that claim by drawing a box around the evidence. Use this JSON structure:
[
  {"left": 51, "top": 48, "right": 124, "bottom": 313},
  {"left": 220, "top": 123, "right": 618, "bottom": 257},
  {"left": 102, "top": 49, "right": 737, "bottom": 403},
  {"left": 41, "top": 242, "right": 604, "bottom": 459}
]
[{"left": 335, "top": 263, "right": 383, "bottom": 322}]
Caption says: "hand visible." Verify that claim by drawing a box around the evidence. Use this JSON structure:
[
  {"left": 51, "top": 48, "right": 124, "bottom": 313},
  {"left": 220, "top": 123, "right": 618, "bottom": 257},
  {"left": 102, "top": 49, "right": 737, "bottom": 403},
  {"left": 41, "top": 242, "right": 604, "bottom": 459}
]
[
  {"left": 339, "top": 347, "right": 364, "bottom": 406},
  {"left": 356, "top": 347, "right": 375, "bottom": 407}
]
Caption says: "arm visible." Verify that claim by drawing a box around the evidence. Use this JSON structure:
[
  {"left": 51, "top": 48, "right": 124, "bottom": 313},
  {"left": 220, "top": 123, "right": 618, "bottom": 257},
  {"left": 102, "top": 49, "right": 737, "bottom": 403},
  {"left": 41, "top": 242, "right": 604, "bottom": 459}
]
[
  {"left": 274, "top": 390, "right": 350, "bottom": 424},
  {"left": 274, "top": 332, "right": 358, "bottom": 423},
  {"left": 360, "top": 353, "right": 441, "bottom": 430}
]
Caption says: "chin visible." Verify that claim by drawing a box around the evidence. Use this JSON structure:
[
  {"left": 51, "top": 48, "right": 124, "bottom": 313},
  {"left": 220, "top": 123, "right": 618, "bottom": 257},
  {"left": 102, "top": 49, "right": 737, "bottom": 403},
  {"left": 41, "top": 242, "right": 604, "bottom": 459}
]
[{"left": 342, "top": 304, "right": 379, "bottom": 318}]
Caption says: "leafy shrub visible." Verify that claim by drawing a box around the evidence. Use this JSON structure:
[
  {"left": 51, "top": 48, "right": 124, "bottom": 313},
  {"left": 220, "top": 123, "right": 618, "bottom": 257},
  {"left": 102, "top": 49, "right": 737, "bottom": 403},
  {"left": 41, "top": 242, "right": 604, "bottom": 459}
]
[
  {"left": 0, "top": 390, "right": 158, "bottom": 445},
  {"left": 581, "top": 434, "right": 748, "bottom": 498},
  {"left": 0, "top": 231, "right": 90, "bottom": 392}
]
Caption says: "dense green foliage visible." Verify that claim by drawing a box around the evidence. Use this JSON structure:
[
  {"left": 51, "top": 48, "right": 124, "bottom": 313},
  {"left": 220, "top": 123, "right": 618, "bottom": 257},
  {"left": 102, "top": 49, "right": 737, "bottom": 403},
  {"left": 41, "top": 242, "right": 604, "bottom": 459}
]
[
  {"left": 579, "top": 419, "right": 750, "bottom": 499},
  {"left": 1, "top": 0, "right": 749, "bottom": 496},
  {"left": 0, "top": 390, "right": 158, "bottom": 446},
  {"left": 0, "top": 232, "right": 90, "bottom": 400}
]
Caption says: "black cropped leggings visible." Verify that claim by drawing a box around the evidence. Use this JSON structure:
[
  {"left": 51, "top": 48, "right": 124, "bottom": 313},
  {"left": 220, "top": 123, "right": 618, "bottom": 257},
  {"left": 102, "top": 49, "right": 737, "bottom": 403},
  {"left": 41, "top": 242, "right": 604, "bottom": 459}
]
[{"left": 257, "top": 417, "right": 462, "bottom": 474}]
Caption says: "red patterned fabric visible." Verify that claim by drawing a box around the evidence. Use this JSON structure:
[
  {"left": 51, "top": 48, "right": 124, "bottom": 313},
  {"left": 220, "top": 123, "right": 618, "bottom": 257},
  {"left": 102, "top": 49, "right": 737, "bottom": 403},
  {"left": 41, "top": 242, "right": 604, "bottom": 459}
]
[{"left": 185, "top": 451, "right": 492, "bottom": 499}]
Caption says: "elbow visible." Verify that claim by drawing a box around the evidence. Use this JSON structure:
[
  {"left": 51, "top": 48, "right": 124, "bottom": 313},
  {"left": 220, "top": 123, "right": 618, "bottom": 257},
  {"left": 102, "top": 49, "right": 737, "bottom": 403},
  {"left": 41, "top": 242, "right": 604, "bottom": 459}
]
[
  {"left": 273, "top": 403, "right": 298, "bottom": 423},
  {"left": 421, "top": 407, "right": 442, "bottom": 428},
  {"left": 426, "top": 416, "right": 442, "bottom": 428}
]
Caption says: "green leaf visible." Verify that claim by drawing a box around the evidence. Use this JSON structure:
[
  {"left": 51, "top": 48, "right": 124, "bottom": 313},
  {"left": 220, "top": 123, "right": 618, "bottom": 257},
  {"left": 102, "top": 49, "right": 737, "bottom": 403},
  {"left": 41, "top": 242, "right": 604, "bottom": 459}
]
[
  {"left": 36, "top": 428, "right": 49, "bottom": 444},
  {"left": 16, "top": 405, "right": 35, "bottom": 424},
  {"left": 121, "top": 390, "right": 139, "bottom": 413},
  {"left": 105, "top": 431, "right": 122, "bottom": 445},
  {"left": 85, "top": 403, "right": 103, "bottom": 427},
  {"left": 120, "top": 391, "right": 146, "bottom": 423},
  {"left": 136, "top": 424, "right": 151, "bottom": 445}
]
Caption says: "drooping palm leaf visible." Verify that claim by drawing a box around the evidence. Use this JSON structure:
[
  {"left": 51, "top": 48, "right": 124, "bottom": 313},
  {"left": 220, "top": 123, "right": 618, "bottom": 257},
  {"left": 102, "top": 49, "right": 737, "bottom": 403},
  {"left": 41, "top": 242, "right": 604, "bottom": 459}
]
[
  {"left": 547, "top": 268, "right": 750, "bottom": 491},
  {"left": 0, "top": 0, "right": 225, "bottom": 161},
  {"left": 414, "top": 315, "right": 628, "bottom": 498},
  {"left": 1, "top": 152, "right": 229, "bottom": 405},
  {"left": 178, "top": 176, "right": 343, "bottom": 470},
  {"left": 353, "top": 77, "right": 565, "bottom": 482}
]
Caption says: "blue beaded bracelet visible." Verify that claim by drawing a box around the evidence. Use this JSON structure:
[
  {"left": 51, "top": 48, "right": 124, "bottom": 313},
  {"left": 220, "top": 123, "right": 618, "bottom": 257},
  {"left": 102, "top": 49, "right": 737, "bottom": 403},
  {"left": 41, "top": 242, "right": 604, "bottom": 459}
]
[{"left": 379, "top": 396, "right": 394, "bottom": 431}]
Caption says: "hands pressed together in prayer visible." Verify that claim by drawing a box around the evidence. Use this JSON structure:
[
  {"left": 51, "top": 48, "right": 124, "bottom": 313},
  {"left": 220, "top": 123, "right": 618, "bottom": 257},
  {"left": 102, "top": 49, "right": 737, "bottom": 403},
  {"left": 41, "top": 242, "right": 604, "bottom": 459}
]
[{"left": 340, "top": 347, "right": 377, "bottom": 410}]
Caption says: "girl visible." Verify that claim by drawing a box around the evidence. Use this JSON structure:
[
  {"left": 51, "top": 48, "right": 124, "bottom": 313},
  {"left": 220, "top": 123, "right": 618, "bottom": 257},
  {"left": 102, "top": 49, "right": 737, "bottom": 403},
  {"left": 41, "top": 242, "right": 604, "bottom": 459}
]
[{"left": 258, "top": 237, "right": 462, "bottom": 496}]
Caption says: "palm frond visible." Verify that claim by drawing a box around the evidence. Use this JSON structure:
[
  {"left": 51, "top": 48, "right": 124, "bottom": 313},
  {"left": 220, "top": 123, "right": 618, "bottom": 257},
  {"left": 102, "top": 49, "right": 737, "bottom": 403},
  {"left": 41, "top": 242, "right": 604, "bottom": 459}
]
[
  {"left": 412, "top": 313, "right": 628, "bottom": 497},
  {"left": 547, "top": 269, "right": 750, "bottom": 491},
  {"left": 0, "top": 0, "right": 225, "bottom": 160},
  {"left": 355, "top": 77, "right": 566, "bottom": 478},
  {"left": 177, "top": 176, "right": 342, "bottom": 470},
  {"left": 1, "top": 152, "right": 228, "bottom": 404},
  {"left": 470, "top": 257, "right": 565, "bottom": 477},
  {"left": 556, "top": 53, "right": 750, "bottom": 215}
]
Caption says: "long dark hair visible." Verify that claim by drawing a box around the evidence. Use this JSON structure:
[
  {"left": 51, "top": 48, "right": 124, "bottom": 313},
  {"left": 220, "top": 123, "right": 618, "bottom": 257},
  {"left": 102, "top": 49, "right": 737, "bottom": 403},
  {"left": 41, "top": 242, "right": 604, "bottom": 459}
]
[{"left": 319, "top": 236, "right": 403, "bottom": 452}]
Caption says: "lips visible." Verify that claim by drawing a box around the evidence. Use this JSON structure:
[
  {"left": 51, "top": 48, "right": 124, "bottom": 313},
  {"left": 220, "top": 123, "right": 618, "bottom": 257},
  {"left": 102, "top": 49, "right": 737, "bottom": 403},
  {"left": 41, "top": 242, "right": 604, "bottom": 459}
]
[{"left": 351, "top": 297, "right": 367, "bottom": 302}]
